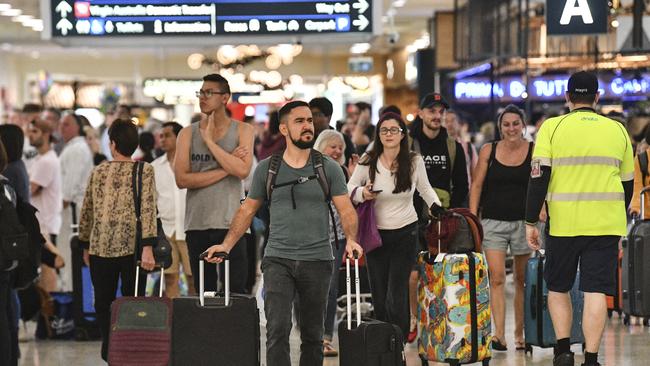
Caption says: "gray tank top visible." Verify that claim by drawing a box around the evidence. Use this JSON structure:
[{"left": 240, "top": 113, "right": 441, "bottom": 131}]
[{"left": 185, "top": 120, "right": 244, "bottom": 231}]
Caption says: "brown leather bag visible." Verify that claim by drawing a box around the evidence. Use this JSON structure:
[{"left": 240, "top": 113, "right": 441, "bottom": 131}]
[{"left": 426, "top": 208, "right": 483, "bottom": 254}]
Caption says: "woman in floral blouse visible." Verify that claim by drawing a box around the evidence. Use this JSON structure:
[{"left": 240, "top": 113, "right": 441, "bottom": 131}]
[{"left": 79, "top": 119, "right": 157, "bottom": 361}]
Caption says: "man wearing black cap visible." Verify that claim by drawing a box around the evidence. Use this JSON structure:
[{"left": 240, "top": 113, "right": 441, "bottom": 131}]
[{"left": 525, "top": 71, "right": 634, "bottom": 366}]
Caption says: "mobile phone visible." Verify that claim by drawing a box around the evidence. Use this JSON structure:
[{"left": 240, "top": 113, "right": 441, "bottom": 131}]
[{"left": 369, "top": 189, "right": 383, "bottom": 194}]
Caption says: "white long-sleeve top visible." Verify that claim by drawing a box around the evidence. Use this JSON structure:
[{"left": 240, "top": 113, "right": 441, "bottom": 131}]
[
  {"left": 348, "top": 155, "right": 441, "bottom": 230},
  {"left": 60, "top": 136, "right": 94, "bottom": 205}
]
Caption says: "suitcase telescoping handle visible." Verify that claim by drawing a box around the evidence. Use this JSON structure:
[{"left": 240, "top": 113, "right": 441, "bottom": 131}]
[
  {"left": 70, "top": 202, "right": 79, "bottom": 235},
  {"left": 134, "top": 261, "right": 165, "bottom": 297},
  {"left": 345, "top": 251, "right": 362, "bottom": 330},
  {"left": 640, "top": 187, "right": 650, "bottom": 219},
  {"left": 198, "top": 251, "right": 230, "bottom": 307}
]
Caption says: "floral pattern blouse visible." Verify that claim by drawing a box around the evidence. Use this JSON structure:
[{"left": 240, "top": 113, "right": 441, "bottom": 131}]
[{"left": 79, "top": 161, "right": 157, "bottom": 257}]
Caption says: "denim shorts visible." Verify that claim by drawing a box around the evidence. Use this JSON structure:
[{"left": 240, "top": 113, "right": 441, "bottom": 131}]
[{"left": 481, "top": 218, "right": 532, "bottom": 256}]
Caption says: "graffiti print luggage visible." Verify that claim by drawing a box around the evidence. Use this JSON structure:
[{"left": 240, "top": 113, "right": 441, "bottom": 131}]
[
  {"left": 623, "top": 187, "right": 650, "bottom": 324},
  {"left": 171, "top": 252, "right": 260, "bottom": 366},
  {"left": 523, "top": 251, "right": 584, "bottom": 354},
  {"left": 416, "top": 251, "right": 492, "bottom": 366},
  {"left": 338, "top": 257, "right": 405, "bottom": 366},
  {"left": 108, "top": 265, "right": 171, "bottom": 366}
]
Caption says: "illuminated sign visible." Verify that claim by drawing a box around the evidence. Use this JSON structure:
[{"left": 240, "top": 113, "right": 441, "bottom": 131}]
[
  {"left": 49, "top": 0, "right": 374, "bottom": 37},
  {"left": 546, "top": 0, "right": 608, "bottom": 35},
  {"left": 454, "top": 74, "right": 650, "bottom": 103}
]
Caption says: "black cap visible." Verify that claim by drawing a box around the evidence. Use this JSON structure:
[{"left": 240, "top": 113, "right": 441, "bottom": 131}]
[
  {"left": 419, "top": 93, "right": 449, "bottom": 110},
  {"left": 567, "top": 71, "right": 598, "bottom": 95}
]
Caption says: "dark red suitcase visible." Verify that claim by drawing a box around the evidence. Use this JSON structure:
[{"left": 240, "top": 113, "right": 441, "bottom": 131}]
[{"left": 108, "top": 265, "right": 171, "bottom": 366}]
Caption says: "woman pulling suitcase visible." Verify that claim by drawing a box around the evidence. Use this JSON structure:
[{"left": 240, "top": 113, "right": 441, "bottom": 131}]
[{"left": 469, "top": 105, "right": 538, "bottom": 351}]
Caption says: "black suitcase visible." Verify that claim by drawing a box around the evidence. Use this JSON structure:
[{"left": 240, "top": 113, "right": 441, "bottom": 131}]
[
  {"left": 69, "top": 203, "right": 101, "bottom": 341},
  {"left": 172, "top": 252, "right": 260, "bottom": 366},
  {"left": 338, "top": 257, "right": 405, "bottom": 366},
  {"left": 623, "top": 187, "right": 650, "bottom": 322}
]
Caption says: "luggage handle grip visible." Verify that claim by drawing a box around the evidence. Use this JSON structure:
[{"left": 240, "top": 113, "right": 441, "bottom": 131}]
[
  {"left": 134, "top": 261, "right": 165, "bottom": 297},
  {"left": 199, "top": 253, "right": 230, "bottom": 308}
]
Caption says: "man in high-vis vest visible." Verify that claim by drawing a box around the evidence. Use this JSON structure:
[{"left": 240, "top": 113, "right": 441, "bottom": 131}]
[{"left": 525, "top": 71, "right": 634, "bottom": 366}]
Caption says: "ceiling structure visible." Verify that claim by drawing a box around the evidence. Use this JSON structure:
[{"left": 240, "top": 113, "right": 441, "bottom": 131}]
[{"left": 0, "top": 0, "right": 455, "bottom": 56}]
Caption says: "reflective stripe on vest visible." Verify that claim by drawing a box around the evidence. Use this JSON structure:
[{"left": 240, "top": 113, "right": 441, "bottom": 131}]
[
  {"left": 546, "top": 192, "right": 625, "bottom": 202},
  {"left": 552, "top": 156, "right": 621, "bottom": 168}
]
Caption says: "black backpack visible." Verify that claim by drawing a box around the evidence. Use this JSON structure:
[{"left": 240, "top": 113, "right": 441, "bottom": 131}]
[
  {"left": 0, "top": 181, "right": 29, "bottom": 272},
  {"left": 265, "top": 149, "right": 340, "bottom": 248},
  {"left": 12, "top": 197, "right": 45, "bottom": 289}
]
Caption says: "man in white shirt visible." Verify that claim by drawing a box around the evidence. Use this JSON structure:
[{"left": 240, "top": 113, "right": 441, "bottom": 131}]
[
  {"left": 151, "top": 122, "right": 193, "bottom": 298},
  {"left": 58, "top": 112, "right": 94, "bottom": 291},
  {"left": 26, "top": 118, "right": 63, "bottom": 292}
]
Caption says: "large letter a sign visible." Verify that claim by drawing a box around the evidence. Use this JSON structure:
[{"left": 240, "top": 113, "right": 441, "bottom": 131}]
[
  {"left": 560, "top": 0, "right": 593, "bottom": 25},
  {"left": 546, "top": 0, "right": 607, "bottom": 35}
]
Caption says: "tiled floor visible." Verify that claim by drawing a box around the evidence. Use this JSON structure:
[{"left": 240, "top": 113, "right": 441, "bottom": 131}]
[{"left": 17, "top": 275, "right": 650, "bottom": 366}]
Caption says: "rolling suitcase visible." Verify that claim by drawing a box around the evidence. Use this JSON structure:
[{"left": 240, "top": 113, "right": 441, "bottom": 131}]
[
  {"left": 523, "top": 251, "right": 584, "bottom": 354},
  {"left": 607, "top": 241, "right": 624, "bottom": 319},
  {"left": 416, "top": 250, "right": 492, "bottom": 366},
  {"left": 172, "top": 252, "right": 260, "bottom": 366},
  {"left": 623, "top": 187, "right": 650, "bottom": 325},
  {"left": 108, "top": 264, "right": 172, "bottom": 366},
  {"left": 338, "top": 256, "right": 405, "bottom": 366},
  {"left": 69, "top": 202, "right": 102, "bottom": 341}
]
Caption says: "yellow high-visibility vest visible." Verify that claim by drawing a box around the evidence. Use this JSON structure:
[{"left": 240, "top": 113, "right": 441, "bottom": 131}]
[{"left": 533, "top": 108, "right": 634, "bottom": 237}]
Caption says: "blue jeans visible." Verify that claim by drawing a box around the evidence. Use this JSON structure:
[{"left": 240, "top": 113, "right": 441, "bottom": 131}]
[
  {"left": 324, "top": 239, "right": 346, "bottom": 339},
  {"left": 262, "top": 256, "right": 333, "bottom": 366}
]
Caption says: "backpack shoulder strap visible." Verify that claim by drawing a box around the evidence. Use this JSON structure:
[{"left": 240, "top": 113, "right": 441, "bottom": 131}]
[
  {"left": 132, "top": 162, "right": 144, "bottom": 220},
  {"left": 311, "top": 149, "right": 331, "bottom": 201},
  {"left": 640, "top": 151, "right": 649, "bottom": 185},
  {"left": 266, "top": 152, "right": 284, "bottom": 202},
  {"left": 447, "top": 137, "right": 456, "bottom": 173}
]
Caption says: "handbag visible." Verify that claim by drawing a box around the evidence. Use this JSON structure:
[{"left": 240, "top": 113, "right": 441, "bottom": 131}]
[
  {"left": 426, "top": 208, "right": 483, "bottom": 254},
  {"left": 351, "top": 186, "right": 382, "bottom": 254},
  {"left": 132, "top": 162, "right": 172, "bottom": 269}
]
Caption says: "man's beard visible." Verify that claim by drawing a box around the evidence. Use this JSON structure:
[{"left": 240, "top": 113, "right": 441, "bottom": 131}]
[{"left": 291, "top": 132, "right": 315, "bottom": 150}]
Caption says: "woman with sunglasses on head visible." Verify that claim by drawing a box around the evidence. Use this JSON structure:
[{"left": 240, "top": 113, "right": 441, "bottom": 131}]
[
  {"left": 348, "top": 112, "right": 442, "bottom": 340},
  {"left": 469, "top": 104, "right": 538, "bottom": 351}
]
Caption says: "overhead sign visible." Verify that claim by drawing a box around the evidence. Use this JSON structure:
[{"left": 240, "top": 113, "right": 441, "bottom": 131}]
[
  {"left": 546, "top": 0, "right": 608, "bottom": 35},
  {"left": 454, "top": 74, "right": 650, "bottom": 103},
  {"left": 49, "top": 0, "right": 373, "bottom": 37}
]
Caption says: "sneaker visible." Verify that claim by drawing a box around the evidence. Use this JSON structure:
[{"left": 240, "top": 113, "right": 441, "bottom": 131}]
[
  {"left": 407, "top": 316, "right": 417, "bottom": 343},
  {"left": 553, "top": 352, "right": 575, "bottom": 366}
]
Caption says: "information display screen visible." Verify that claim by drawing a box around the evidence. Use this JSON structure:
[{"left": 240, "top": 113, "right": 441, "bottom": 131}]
[{"left": 49, "top": 0, "right": 373, "bottom": 37}]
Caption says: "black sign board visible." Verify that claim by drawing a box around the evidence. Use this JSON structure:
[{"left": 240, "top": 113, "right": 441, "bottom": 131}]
[
  {"left": 50, "top": 0, "right": 373, "bottom": 37},
  {"left": 546, "top": 0, "right": 608, "bottom": 35}
]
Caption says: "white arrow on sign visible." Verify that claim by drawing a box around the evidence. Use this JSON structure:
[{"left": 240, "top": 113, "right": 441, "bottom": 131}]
[
  {"left": 353, "top": 14, "right": 369, "bottom": 31},
  {"left": 353, "top": 0, "right": 369, "bottom": 14},
  {"left": 55, "top": 1, "right": 72, "bottom": 18},
  {"left": 56, "top": 18, "right": 73, "bottom": 35}
]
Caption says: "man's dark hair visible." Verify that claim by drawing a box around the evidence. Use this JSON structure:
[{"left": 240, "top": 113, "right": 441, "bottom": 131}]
[
  {"left": 497, "top": 104, "right": 526, "bottom": 125},
  {"left": 243, "top": 116, "right": 255, "bottom": 124},
  {"left": 108, "top": 119, "right": 139, "bottom": 156},
  {"left": 0, "top": 137, "right": 7, "bottom": 173},
  {"left": 70, "top": 113, "right": 88, "bottom": 137},
  {"left": 162, "top": 121, "right": 183, "bottom": 136},
  {"left": 355, "top": 102, "right": 371, "bottom": 113},
  {"left": 22, "top": 103, "right": 43, "bottom": 114},
  {"left": 379, "top": 105, "right": 401, "bottom": 118},
  {"left": 278, "top": 101, "right": 310, "bottom": 124},
  {"left": 44, "top": 107, "right": 61, "bottom": 120},
  {"left": 203, "top": 74, "right": 231, "bottom": 95},
  {"left": 567, "top": 92, "right": 597, "bottom": 105},
  {"left": 309, "top": 97, "right": 333, "bottom": 117},
  {"left": 0, "top": 124, "right": 25, "bottom": 163},
  {"left": 269, "top": 111, "right": 281, "bottom": 134}
]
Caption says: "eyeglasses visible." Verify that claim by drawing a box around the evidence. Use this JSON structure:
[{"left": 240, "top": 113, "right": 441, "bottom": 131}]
[
  {"left": 379, "top": 127, "right": 403, "bottom": 135},
  {"left": 195, "top": 89, "right": 228, "bottom": 98}
]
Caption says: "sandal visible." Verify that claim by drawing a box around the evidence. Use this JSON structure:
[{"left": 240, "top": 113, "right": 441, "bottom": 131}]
[
  {"left": 407, "top": 316, "right": 418, "bottom": 343},
  {"left": 323, "top": 340, "right": 338, "bottom": 357},
  {"left": 491, "top": 337, "right": 507, "bottom": 351},
  {"left": 515, "top": 340, "right": 526, "bottom": 351}
]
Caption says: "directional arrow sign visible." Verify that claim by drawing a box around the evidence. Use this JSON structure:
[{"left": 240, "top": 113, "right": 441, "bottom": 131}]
[
  {"left": 55, "top": 1, "right": 72, "bottom": 18},
  {"left": 353, "top": 0, "right": 369, "bottom": 14},
  {"left": 353, "top": 14, "right": 369, "bottom": 31},
  {"left": 56, "top": 18, "right": 73, "bottom": 35}
]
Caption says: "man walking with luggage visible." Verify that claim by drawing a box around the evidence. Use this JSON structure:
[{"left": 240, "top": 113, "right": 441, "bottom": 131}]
[
  {"left": 204, "top": 100, "right": 363, "bottom": 366},
  {"left": 525, "top": 71, "right": 634, "bottom": 366},
  {"left": 174, "top": 73, "right": 255, "bottom": 294}
]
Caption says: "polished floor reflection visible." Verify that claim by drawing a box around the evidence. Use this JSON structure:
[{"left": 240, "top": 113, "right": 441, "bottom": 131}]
[{"left": 18, "top": 275, "right": 649, "bottom": 366}]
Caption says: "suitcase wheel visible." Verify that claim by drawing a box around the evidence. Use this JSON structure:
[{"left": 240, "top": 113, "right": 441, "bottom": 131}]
[
  {"left": 607, "top": 309, "right": 613, "bottom": 318},
  {"left": 525, "top": 344, "right": 533, "bottom": 356},
  {"left": 482, "top": 360, "right": 490, "bottom": 366},
  {"left": 644, "top": 318, "right": 650, "bottom": 327},
  {"left": 448, "top": 362, "right": 459, "bottom": 366}
]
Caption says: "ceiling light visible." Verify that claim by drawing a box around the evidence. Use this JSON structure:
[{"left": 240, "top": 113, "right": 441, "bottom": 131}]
[
  {"left": 1, "top": 8, "right": 21, "bottom": 17},
  {"left": 0, "top": 4, "right": 11, "bottom": 12},
  {"left": 31, "top": 23, "right": 44, "bottom": 32},
  {"left": 23, "top": 18, "right": 42, "bottom": 27},
  {"left": 611, "top": 19, "right": 619, "bottom": 28},
  {"left": 350, "top": 43, "right": 371, "bottom": 54},
  {"left": 12, "top": 14, "right": 32, "bottom": 23},
  {"left": 393, "top": 0, "right": 406, "bottom": 8}
]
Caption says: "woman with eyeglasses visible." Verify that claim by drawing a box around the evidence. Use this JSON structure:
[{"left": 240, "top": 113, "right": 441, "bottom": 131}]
[{"left": 347, "top": 112, "right": 442, "bottom": 340}]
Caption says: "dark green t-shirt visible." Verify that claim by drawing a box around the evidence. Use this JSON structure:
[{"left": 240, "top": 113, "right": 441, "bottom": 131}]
[{"left": 248, "top": 154, "right": 348, "bottom": 261}]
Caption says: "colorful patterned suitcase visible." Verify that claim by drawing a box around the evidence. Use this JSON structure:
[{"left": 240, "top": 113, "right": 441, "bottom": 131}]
[
  {"left": 416, "top": 251, "right": 492, "bottom": 366},
  {"left": 523, "top": 251, "right": 584, "bottom": 355}
]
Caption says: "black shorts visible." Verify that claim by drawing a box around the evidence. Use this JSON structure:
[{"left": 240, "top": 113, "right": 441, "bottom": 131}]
[{"left": 544, "top": 235, "right": 619, "bottom": 295}]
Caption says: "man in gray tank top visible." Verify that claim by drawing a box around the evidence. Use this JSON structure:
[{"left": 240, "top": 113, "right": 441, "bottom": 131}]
[
  {"left": 174, "top": 73, "right": 255, "bottom": 294},
  {"left": 203, "top": 101, "right": 363, "bottom": 366}
]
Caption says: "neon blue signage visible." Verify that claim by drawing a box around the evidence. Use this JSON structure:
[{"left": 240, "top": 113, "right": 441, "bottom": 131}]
[{"left": 454, "top": 74, "right": 650, "bottom": 103}]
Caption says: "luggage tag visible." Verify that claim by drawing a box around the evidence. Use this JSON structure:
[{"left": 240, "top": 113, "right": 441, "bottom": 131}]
[{"left": 434, "top": 252, "right": 446, "bottom": 263}]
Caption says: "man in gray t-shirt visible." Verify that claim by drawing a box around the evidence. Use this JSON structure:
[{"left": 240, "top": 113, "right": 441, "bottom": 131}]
[{"left": 204, "top": 101, "right": 362, "bottom": 366}]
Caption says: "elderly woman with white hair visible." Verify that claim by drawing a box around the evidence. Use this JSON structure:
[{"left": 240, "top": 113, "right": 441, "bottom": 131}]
[{"left": 313, "top": 129, "right": 350, "bottom": 357}]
